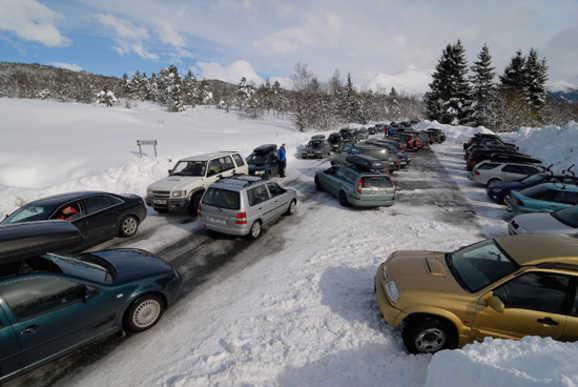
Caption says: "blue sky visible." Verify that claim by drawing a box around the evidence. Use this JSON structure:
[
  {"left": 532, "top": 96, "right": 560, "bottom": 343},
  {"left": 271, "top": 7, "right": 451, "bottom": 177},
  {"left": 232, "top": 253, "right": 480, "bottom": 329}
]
[{"left": 1, "top": 0, "right": 577, "bottom": 93}]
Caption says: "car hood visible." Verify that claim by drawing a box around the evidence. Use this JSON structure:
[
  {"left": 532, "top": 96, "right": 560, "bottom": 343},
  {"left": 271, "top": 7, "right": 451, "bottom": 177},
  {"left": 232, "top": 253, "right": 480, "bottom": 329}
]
[
  {"left": 87, "top": 249, "right": 173, "bottom": 284},
  {"left": 385, "top": 251, "right": 466, "bottom": 295},
  {"left": 513, "top": 213, "right": 575, "bottom": 235},
  {"left": 148, "top": 176, "right": 201, "bottom": 192}
]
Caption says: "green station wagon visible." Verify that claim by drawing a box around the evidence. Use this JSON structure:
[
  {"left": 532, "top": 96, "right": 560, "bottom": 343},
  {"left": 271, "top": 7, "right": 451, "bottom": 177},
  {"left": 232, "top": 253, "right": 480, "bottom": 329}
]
[{"left": 314, "top": 163, "right": 395, "bottom": 207}]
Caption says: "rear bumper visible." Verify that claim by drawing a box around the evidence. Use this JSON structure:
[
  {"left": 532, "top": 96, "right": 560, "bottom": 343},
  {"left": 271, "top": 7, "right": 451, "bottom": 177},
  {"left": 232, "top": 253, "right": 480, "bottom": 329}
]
[
  {"left": 201, "top": 217, "right": 251, "bottom": 236},
  {"left": 348, "top": 194, "right": 394, "bottom": 207}
]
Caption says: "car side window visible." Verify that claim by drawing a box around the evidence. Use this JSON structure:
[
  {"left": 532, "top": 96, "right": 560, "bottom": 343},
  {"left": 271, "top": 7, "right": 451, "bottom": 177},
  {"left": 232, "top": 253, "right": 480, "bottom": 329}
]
[
  {"left": 555, "top": 191, "right": 578, "bottom": 205},
  {"left": 207, "top": 159, "right": 223, "bottom": 177},
  {"left": 247, "top": 185, "right": 271, "bottom": 206},
  {"left": 503, "top": 165, "right": 523, "bottom": 174},
  {"left": 84, "top": 195, "right": 120, "bottom": 215},
  {"left": 51, "top": 201, "right": 82, "bottom": 221},
  {"left": 2, "top": 277, "right": 86, "bottom": 322},
  {"left": 521, "top": 166, "right": 540, "bottom": 175},
  {"left": 267, "top": 182, "right": 286, "bottom": 197},
  {"left": 222, "top": 156, "right": 235, "bottom": 171},
  {"left": 493, "top": 272, "right": 572, "bottom": 315},
  {"left": 232, "top": 154, "right": 245, "bottom": 167},
  {"left": 325, "top": 166, "right": 339, "bottom": 176}
]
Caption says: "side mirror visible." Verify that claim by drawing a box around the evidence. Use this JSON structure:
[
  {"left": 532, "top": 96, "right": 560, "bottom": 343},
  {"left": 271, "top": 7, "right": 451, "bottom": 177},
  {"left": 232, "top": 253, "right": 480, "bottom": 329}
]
[
  {"left": 486, "top": 295, "right": 505, "bottom": 313},
  {"left": 168, "top": 169, "right": 173, "bottom": 176}
]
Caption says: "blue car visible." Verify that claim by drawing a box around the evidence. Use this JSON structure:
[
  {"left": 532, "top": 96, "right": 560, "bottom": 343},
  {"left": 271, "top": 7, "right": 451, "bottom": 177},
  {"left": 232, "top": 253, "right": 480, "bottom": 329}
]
[
  {"left": 504, "top": 183, "right": 578, "bottom": 214},
  {"left": 487, "top": 173, "right": 577, "bottom": 203},
  {"left": 0, "top": 221, "right": 182, "bottom": 382}
]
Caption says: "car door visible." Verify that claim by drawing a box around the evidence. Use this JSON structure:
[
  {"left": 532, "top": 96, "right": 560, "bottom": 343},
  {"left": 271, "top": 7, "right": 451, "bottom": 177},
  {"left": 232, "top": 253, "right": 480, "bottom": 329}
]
[
  {"left": 1, "top": 275, "right": 112, "bottom": 369},
  {"left": 246, "top": 184, "right": 274, "bottom": 224},
  {"left": 0, "top": 303, "right": 23, "bottom": 379},
  {"left": 501, "top": 165, "right": 526, "bottom": 181},
  {"left": 206, "top": 158, "right": 225, "bottom": 184},
  {"left": 266, "top": 182, "right": 290, "bottom": 219},
  {"left": 322, "top": 166, "right": 343, "bottom": 196},
  {"left": 473, "top": 272, "right": 570, "bottom": 341},
  {"left": 232, "top": 153, "right": 248, "bottom": 175},
  {"left": 81, "top": 195, "right": 124, "bottom": 243}
]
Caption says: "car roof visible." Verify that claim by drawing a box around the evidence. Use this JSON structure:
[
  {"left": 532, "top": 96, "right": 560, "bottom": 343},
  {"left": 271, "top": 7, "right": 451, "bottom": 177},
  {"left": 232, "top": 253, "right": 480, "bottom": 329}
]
[
  {"left": 496, "top": 235, "right": 578, "bottom": 267},
  {"left": 210, "top": 175, "right": 264, "bottom": 191},
  {"left": 541, "top": 182, "right": 578, "bottom": 192},
  {"left": 25, "top": 191, "right": 108, "bottom": 207},
  {"left": 180, "top": 151, "right": 240, "bottom": 162}
]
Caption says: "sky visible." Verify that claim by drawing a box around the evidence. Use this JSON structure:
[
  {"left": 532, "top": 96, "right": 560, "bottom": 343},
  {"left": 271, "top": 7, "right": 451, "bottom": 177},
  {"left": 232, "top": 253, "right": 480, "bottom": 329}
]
[{"left": 0, "top": 0, "right": 577, "bottom": 94}]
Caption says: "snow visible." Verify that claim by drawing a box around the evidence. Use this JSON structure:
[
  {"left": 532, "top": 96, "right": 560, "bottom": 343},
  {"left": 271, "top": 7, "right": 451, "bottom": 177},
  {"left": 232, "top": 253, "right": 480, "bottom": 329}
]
[
  {"left": 413, "top": 120, "right": 493, "bottom": 144},
  {"left": 426, "top": 337, "right": 578, "bottom": 387}
]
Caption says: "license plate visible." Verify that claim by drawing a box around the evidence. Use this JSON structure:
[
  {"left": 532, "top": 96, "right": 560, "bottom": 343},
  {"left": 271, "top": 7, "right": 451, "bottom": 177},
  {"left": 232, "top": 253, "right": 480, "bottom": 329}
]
[
  {"left": 153, "top": 199, "right": 167, "bottom": 205},
  {"left": 208, "top": 216, "right": 226, "bottom": 225},
  {"left": 255, "top": 170, "right": 265, "bottom": 175}
]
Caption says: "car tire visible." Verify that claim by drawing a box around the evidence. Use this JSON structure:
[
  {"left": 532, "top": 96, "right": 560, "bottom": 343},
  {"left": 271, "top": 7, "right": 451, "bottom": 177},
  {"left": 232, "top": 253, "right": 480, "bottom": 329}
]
[
  {"left": 285, "top": 200, "right": 296, "bottom": 215},
  {"left": 487, "top": 178, "right": 501, "bottom": 187},
  {"left": 189, "top": 192, "right": 204, "bottom": 215},
  {"left": 339, "top": 191, "right": 349, "bottom": 207},
  {"left": 248, "top": 220, "right": 262, "bottom": 240},
  {"left": 402, "top": 317, "right": 456, "bottom": 354},
  {"left": 315, "top": 176, "right": 322, "bottom": 191},
  {"left": 124, "top": 294, "right": 165, "bottom": 333},
  {"left": 119, "top": 215, "right": 140, "bottom": 237}
]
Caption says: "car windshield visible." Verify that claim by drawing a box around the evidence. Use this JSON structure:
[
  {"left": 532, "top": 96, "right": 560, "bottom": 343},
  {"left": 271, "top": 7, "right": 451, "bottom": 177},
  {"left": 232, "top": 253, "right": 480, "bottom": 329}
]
[
  {"left": 309, "top": 141, "right": 323, "bottom": 147},
  {"left": 362, "top": 148, "right": 387, "bottom": 160},
  {"left": 46, "top": 253, "right": 113, "bottom": 284},
  {"left": 172, "top": 161, "right": 206, "bottom": 177},
  {"left": 520, "top": 174, "right": 545, "bottom": 185},
  {"left": 3, "top": 205, "right": 51, "bottom": 224},
  {"left": 202, "top": 188, "right": 240, "bottom": 210},
  {"left": 552, "top": 206, "right": 578, "bottom": 228},
  {"left": 446, "top": 240, "right": 518, "bottom": 292}
]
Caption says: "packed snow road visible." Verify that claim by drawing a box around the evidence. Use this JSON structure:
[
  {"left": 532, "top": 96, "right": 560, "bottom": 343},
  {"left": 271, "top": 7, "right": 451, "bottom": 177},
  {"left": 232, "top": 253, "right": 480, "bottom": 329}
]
[{"left": 7, "top": 148, "right": 484, "bottom": 387}]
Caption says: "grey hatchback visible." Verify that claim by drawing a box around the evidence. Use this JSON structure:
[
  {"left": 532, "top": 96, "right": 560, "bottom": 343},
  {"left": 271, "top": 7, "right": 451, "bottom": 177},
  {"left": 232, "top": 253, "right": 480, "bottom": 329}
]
[
  {"left": 199, "top": 176, "right": 297, "bottom": 239},
  {"left": 314, "top": 164, "right": 395, "bottom": 207}
]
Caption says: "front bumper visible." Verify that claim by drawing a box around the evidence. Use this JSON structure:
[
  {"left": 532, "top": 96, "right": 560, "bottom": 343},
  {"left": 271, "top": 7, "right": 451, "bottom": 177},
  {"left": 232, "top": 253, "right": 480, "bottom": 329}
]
[
  {"left": 146, "top": 196, "right": 189, "bottom": 211},
  {"left": 374, "top": 268, "right": 402, "bottom": 327}
]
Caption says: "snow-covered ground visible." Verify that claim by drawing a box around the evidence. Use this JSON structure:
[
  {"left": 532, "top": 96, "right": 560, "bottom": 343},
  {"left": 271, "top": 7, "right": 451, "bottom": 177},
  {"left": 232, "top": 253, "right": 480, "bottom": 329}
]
[{"left": 3, "top": 98, "right": 578, "bottom": 387}]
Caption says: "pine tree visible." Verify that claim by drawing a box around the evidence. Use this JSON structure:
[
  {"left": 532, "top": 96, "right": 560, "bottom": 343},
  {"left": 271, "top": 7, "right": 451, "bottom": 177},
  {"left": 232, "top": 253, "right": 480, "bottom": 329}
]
[
  {"left": 389, "top": 87, "right": 398, "bottom": 97},
  {"left": 96, "top": 90, "right": 116, "bottom": 107},
  {"left": 164, "top": 65, "right": 185, "bottom": 112},
  {"left": 470, "top": 44, "right": 496, "bottom": 127},
  {"left": 340, "top": 73, "right": 363, "bottom": 123},
  {"left": 147, "top": 73, "right": 160, "bottom": 101},
  {"left": 524, "top": 48, "right": 548, "bottom": 122},
  {"left": 500, "top": 50, "right": 526, "bottom": 93},
  {"left": 183, "top": 70, "right": 197, "bottom": 107}
]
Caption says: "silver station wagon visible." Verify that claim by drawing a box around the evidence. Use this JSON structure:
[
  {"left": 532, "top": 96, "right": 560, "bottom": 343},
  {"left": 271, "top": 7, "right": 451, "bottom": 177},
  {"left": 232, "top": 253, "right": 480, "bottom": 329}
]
[{"left": 199, "top": 176, "right": 297, "bottom": 239}]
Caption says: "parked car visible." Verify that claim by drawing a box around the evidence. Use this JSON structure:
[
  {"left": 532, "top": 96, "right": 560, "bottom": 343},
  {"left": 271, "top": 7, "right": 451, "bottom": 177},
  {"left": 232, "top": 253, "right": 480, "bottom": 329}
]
[
  {"left": 0, "top": 221, "right": 182, "bottom": 382},
  {"left": 314, "top": 162, "right": 395, "bottom": 208},
  {"left": 463, "top": 133, "right": 517, "bottom": 152},
  {"left": 508, "top": 206, "right": 578, "bottom": 236},
  {"left": 466, "top": 149, "right": 540, "bottom": 171},
  {"left": 368, "top": 126, "right": 377, "bottom": 135},
  {"left": 199, "top": 176, "right": 297, "bottom": 239},
  {"left": 332, "top": 143, "right": 399, "bottom": 172},
  {"left": 339, "top": 128, "right": 354, "bottom": 143},
  {"left": 465, "top": 143, "right": 520, "bottom": 161},
  {"left": 247, "top": 144, "right": 281, "bottom": 179},
  {"left": 302, "top": 138, "right": 331, "bottom": 159},
  {"left": 375, "top": 235, "right": 578, "bottom": 354},
  {"left": 471, "top": 161, "right": 544, "bottom": 186},
  {"left": 395, "top": 132, "right": 423, "bottom": 152},
  {"left": 505, "top": 183, "right": 578, "bottom": 213},
  {"left": 146, "top": 151, "right": 248, "bottom": 214},
  {"left": 2, "top": 191, "right": 146, "bottom": 249},
  {"left": 487, "top": 172, "right": 576, "bottom": 204},
  {"left": 356, "top": 128, "right": 370, "bottom": 140},
  {"left": 328, "top": 132, "right": 343, "bottom": 152},
  {"left": 426, "top": 128, "right": 446, "bottom": 143},
  {"left": 365, "top": 139, "right": 411, "bottom": 168},
  {"left": 311, "top": 134, "right": 326, "bottom": 141}
]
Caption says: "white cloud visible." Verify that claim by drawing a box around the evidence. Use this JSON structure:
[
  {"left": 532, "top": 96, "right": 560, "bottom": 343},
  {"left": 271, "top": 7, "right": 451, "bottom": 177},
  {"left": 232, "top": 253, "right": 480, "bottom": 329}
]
[
  {"left": 49, "top": 62, "right": 82, "bottom": 72},
  {"left": 0, "top": 0, "right": 69, "bottom": 46},
  {"left": 198, "top": 60, "right": 263, "bottom": 84},
  {"left": 547, "top": 80, "right": 577, "bottom": 92},
  {"left": 95, "top": 13, "right": 158, "bottom": 60},
  {"left": 365, "top": 66, "right": 432, "bottom": 95}
]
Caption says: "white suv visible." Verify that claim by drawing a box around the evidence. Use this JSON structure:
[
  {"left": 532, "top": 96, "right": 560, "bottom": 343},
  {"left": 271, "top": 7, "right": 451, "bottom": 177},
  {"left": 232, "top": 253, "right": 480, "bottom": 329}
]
[
  {"left": 146, "top": 151, "right": 248, "bottom": 213},
  {"left": 471, "top": 161, "right": 544, "bottom": 186}
]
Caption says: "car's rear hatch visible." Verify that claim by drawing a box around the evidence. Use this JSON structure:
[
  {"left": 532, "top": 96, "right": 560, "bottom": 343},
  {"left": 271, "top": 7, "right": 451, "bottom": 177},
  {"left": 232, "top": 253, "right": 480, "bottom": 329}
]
[
  {"left": 200, "top": 188, "right": 243, "bottom": 227},
  {"left": 357, "top": 175, "right": 395, "bottom": 200}
]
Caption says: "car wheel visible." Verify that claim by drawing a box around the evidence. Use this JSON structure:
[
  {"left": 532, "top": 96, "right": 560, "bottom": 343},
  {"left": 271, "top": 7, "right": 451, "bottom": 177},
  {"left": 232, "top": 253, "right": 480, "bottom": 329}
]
[
  {"left": 248, "top": 220, "right": 262, "bottom": 240},
  {"left": 402, "top": 317, "right": 456, "bottom": 354},
  {"left": 189, "top": 192, "right": 204, "bottom": 215},
  {"left": 285, "top": 200, "right": 296, "bottom": 215},
  {"left": 339, "top": 191, "right": 349, "bottom": 207},
  {"left": 314, "top": 176, "right": 322, "bottom": 191},
  {"left": 487, "top": 178, "right": 501, "bottom": 187},
  {"left": 119, "top": 215, "right": 140, "bottom": 237},
  {"left": 124, "top": 294, "right": 165, "bottom": 333}
]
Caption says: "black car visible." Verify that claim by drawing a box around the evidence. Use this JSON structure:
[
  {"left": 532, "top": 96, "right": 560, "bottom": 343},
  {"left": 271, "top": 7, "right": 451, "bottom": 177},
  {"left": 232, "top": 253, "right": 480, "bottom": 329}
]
[
  {"left": 426, "top": 128, "right": 446, "bottom": 143},
  {"left": 339, "top": 128, "right": 354, "bottom": 142},
  {"left": 0, "top": 221, "right": 181, "bottom": 382},
  {"left": 368, "top": 126, "right": 377, "bottom": 135},
  {"left": 466, "top": 147, "right": 529, "bottom": 170},
  {"left": 2, "top": 191, "right": 146, "bottom": 250},
  {"left": 247, "top": 144, "right": 280, "bottom": 179},
  {"left": 344, "top": 154, "right": 387, "bottom": 174},
  {"left": 464, "top": 134, "right": 517, "bottom": 152},
  {"left": 328, "top": 132, "right": 342, "bottom": 152},
  {"left": 487, "top": 172, "right": 577, "bottom": 203}
]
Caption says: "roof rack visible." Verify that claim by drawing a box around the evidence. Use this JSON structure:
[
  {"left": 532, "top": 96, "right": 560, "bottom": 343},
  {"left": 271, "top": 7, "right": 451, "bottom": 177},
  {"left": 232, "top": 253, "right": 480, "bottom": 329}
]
[
  {"left": 217, "top": 174, "right": 263, "bottom": 187},
  {"left": 537, "top": 262, "right": 578, "bottom": 271}
]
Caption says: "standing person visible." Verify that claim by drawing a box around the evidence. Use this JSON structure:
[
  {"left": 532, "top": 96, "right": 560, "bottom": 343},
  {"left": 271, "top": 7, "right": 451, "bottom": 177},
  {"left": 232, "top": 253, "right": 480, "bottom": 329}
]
[{"left": 278, "top": 144, "right": 287, "bottom": 178}]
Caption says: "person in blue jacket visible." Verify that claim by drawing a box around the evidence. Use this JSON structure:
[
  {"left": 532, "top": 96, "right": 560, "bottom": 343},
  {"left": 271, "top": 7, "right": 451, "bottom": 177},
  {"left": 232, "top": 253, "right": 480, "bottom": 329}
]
[{"left": 278, "top": 144, "right": 287, "bottom": 177}]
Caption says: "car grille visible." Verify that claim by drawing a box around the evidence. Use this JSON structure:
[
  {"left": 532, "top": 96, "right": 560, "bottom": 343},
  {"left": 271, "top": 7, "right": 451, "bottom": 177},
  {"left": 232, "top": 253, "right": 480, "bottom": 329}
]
[
  {"left": 511, "top": 220, "right": 519, "bottom": 229},
  {"left": 152, "top": 190, "right": 170, "bottom": 200}
]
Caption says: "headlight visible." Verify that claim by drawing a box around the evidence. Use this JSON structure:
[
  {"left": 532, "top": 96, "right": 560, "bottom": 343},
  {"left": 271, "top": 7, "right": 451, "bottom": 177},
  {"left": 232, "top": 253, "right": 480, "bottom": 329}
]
[
  {"left": 147, "top": 188, "right": 153, "bottom": 197},
  {"left": 385, "top": 281, "right": 400, "bottom": 303},
  {"left": 171, "top": 190, "right": 186, "bottom": 198}
]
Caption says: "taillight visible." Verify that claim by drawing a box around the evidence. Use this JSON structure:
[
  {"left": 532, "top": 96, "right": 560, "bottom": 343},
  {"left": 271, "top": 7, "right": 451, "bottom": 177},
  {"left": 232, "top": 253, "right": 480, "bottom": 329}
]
[
  {"left": 197, "top": 206, "right": 203, "bottom": 217},
  {"left": 357, "top": 178, "right": 363, "bottom": 194},
  {"left": 513, "top": 196, "right": 524, "bottom": 206},
  {"left": 235, "top": 211, "right": 247, "bottom": 225},
  {"left": 474, "top": 170, "right": 480, "bottom": 176}
]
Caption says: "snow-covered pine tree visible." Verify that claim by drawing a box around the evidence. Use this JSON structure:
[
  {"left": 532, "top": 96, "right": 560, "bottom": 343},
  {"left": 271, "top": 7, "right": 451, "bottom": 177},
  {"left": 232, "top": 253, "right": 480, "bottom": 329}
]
[
  {"left": 500, "top": 50, "right": 526, "bottom": 93},
  {"left": 96, "top": 90, "right": 116, "bottom": 107},
  {"left": 497, "top": 50, "right": 533, "bottom": 129},
  {"left": 389, "top": 87, "right": 398, "bottom": 97},
  {"left": 524, "top": 48, "right": 548, "bottom": 123},
  {"left": 197, "top": 79, "right": 212, "bottom": 104},
  {"left": 425, "top": 44, "right": 452, "bottom": 122},
  {"left": 147, "top": 73, "right": 160, "bottom": 102},
  {"left": 183, "top": 70, "right": 197, "bottom": 107},
  {"left": 340, "top": 73, "right": 363, "bottom": 123},
  {"left": 165, "top": 65, "right": 185, "bottom": 112},
  {"left": 470, "top": 44, "right": 496, "bottom": 128}
]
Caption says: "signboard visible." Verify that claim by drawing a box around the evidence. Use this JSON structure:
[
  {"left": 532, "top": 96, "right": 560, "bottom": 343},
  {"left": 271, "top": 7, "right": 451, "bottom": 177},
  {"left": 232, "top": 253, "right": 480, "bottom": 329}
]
[{"left": 137, "top": 139, "right": 158, "bottom": 157}]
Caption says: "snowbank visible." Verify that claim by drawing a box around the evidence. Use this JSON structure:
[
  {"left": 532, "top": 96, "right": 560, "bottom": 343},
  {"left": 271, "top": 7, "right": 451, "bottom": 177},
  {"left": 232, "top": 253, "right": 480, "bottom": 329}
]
[
  {"left": 426, "top": 336, "right": 578, "bottom": 387},
  {"left": 508, "top": 121, "right": 578, "bottom": 173},
  {"left": 414, "top": 120, "right": 493, "bottom": 144}
]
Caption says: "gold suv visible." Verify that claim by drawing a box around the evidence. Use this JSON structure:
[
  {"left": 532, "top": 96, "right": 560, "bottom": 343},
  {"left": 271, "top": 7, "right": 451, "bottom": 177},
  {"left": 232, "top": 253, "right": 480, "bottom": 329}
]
[{"left": 375, "top": 235, "right": 578, "bottom": 354}]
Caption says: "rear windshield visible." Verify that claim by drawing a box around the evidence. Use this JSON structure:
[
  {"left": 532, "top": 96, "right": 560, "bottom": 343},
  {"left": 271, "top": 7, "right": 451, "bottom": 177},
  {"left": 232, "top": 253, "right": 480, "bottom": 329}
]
[
  {"left": 477, "top": 162, "right": 499, "bottom": 170},
  {"left": 202, "top": 188, "right": 240, "bottom": 210},
  {"left": 362, "top": 176, "right": 392, "bottom": 189}
]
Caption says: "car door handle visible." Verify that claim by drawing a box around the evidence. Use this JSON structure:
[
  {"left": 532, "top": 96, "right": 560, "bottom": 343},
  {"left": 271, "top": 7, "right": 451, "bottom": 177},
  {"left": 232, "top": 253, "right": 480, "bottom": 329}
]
[
  {"left": 537, "top": 317, "right": 559, "bottom": 326},
  {"left": 20, "top": 325, "right": 39, "bottom": 336}
]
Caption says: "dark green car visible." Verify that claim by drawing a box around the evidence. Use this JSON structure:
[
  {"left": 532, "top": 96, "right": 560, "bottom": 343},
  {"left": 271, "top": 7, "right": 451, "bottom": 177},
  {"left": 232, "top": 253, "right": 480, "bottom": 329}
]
[
  {"left": 0, "top": 221, "right": 182, "bottom": 382},
  {"left": 314, "top": 162, "right": 395, "bottom": 207}
]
